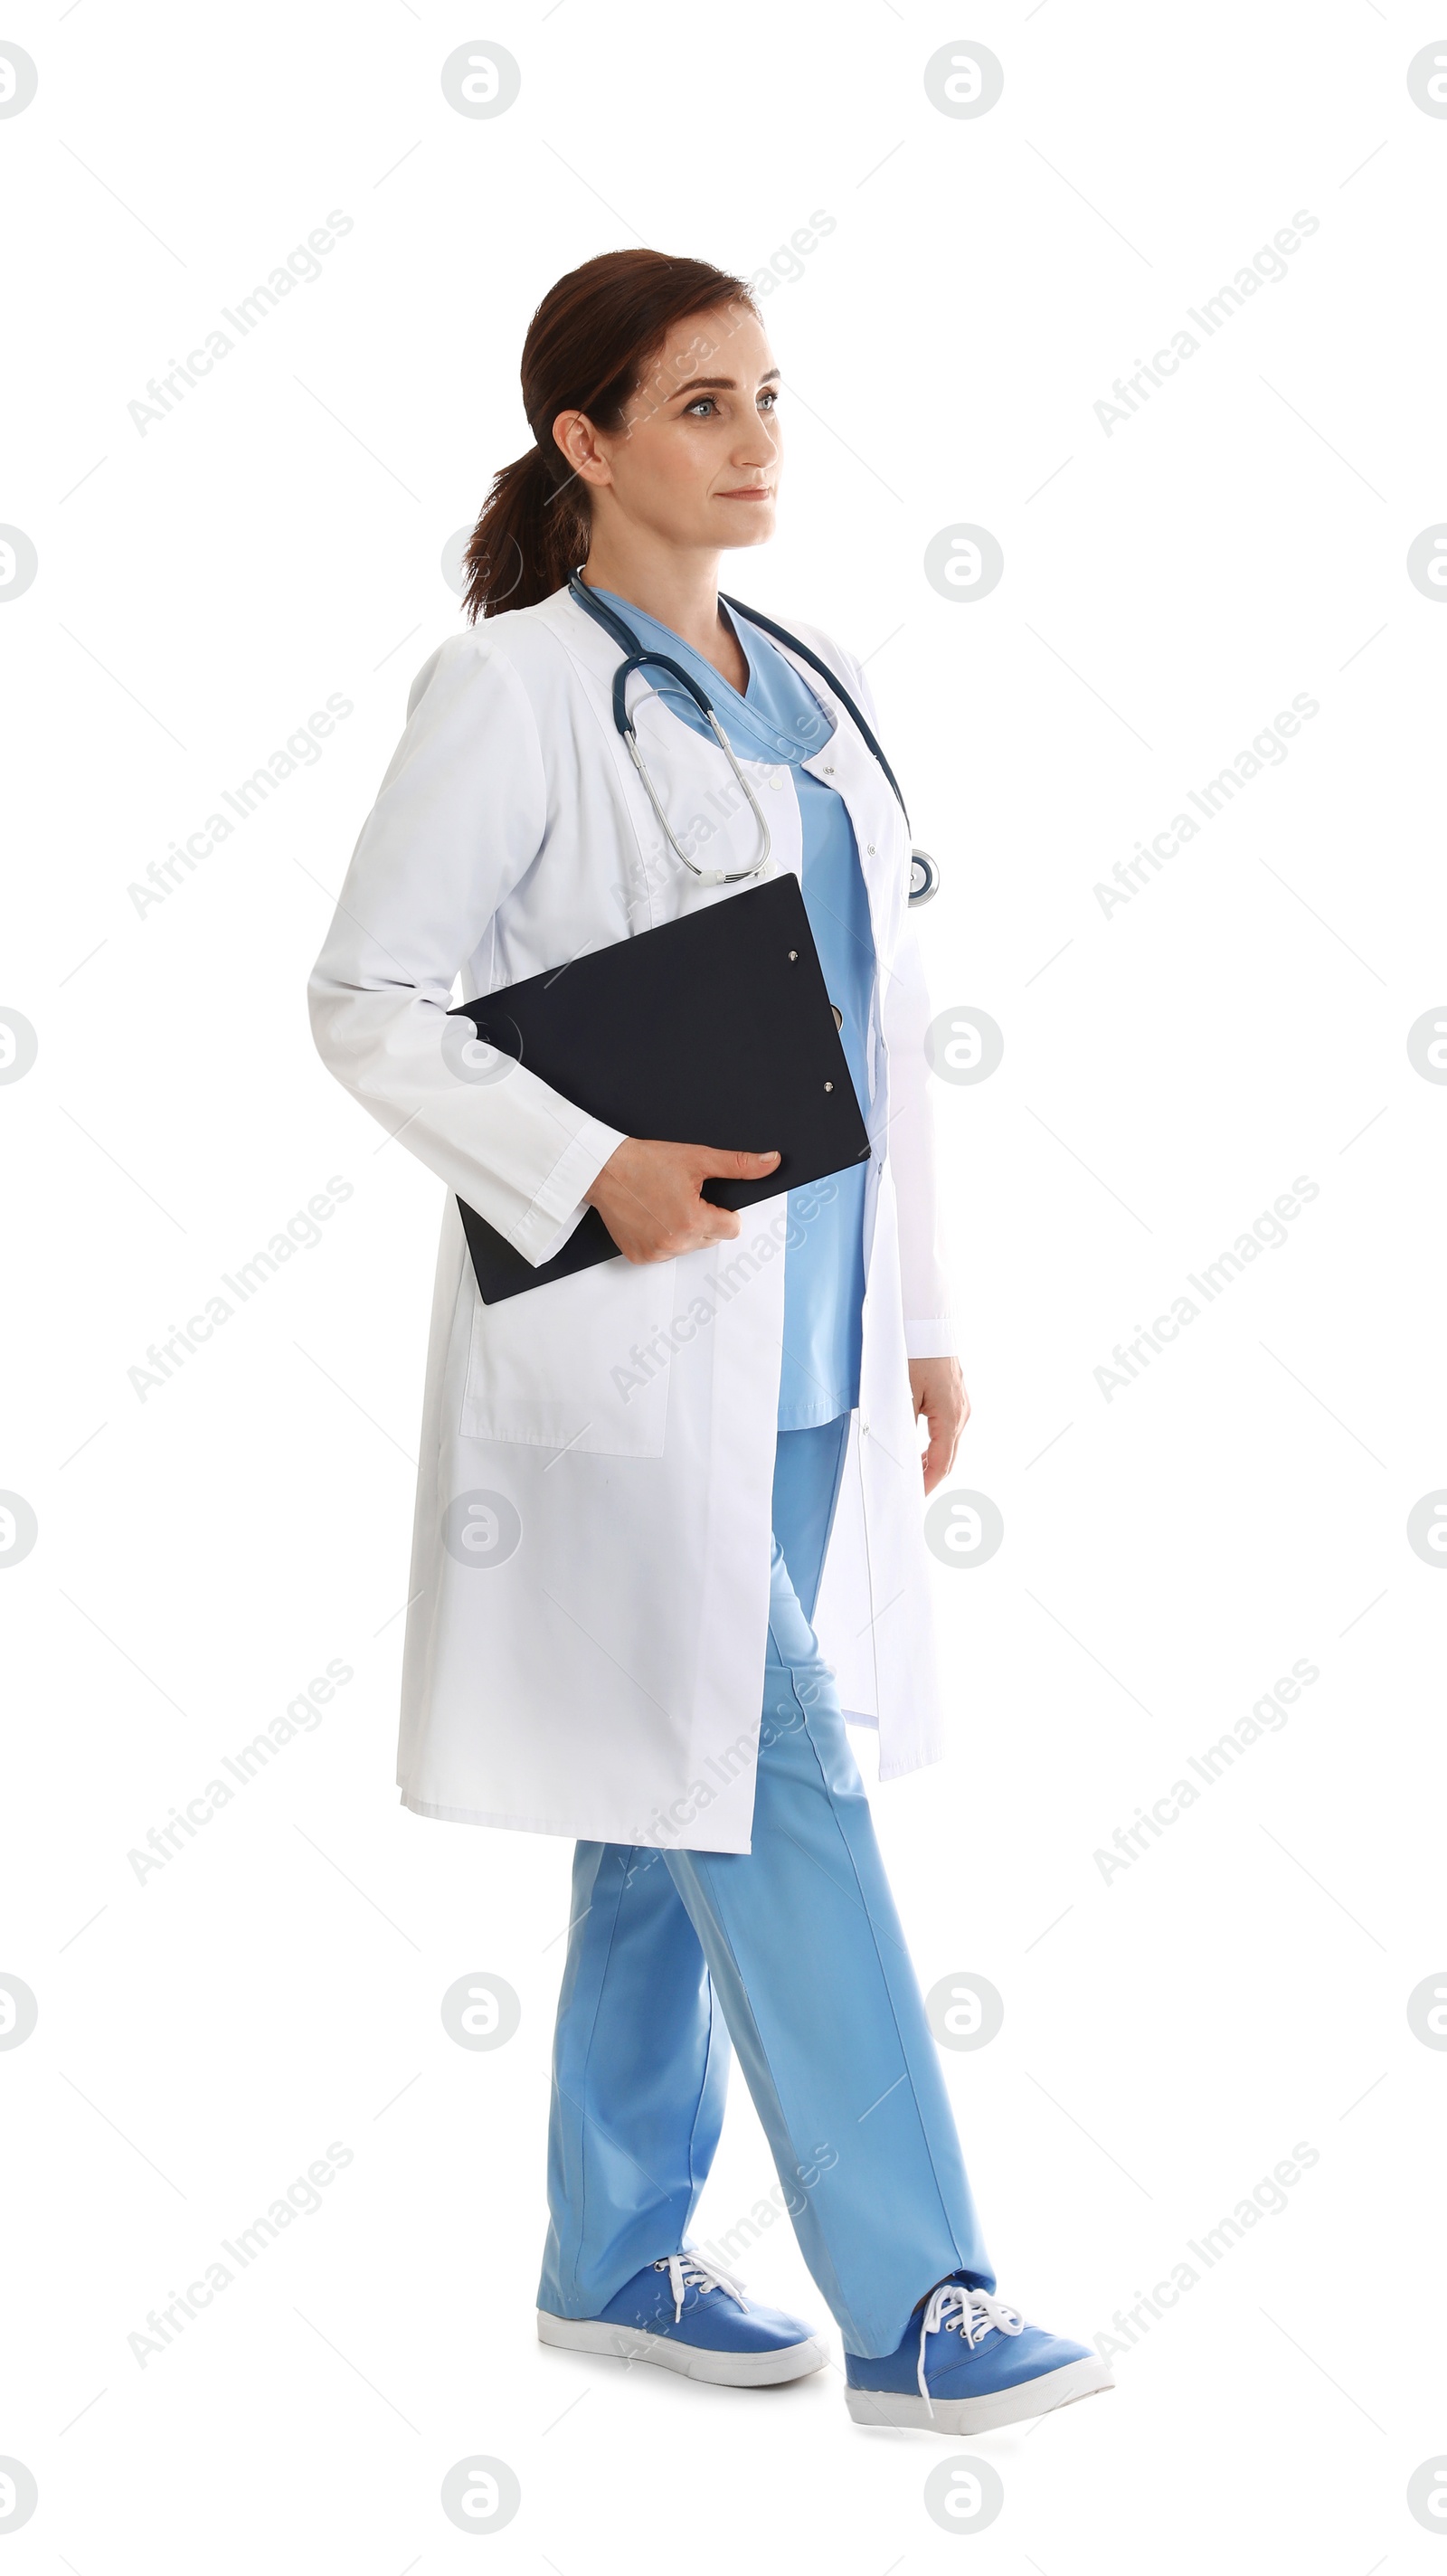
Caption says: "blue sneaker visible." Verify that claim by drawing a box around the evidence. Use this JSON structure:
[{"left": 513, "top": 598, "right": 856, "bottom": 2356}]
[
  {"left": 538, "top": 2253, "right": 828, "bottom": 2387},
  {"left": 845, "top": 2278, "right": 1114, "bottom": 2431}
]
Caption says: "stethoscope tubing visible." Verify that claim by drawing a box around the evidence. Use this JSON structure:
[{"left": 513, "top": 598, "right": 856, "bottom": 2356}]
[
  {"left": 566, "top": 570, "right": 937, "bottom": 900},
  {"left": 569, "top": 574, "right": 771, "bottom": 884}
]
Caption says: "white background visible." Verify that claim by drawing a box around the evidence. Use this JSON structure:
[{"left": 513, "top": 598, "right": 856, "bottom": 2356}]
[{"left": 3, "top": 2, "right": 1445, "bottom": 2566}]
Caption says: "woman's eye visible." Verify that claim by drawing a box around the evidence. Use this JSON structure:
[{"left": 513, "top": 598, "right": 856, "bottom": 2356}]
[{"left": 684, "top": 390, "right": 777, "bottom": 419}]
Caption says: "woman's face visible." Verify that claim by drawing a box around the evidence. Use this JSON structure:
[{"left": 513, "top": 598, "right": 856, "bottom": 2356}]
[{"left": 555, "top": 300, "right": 781, "bottom": 554}]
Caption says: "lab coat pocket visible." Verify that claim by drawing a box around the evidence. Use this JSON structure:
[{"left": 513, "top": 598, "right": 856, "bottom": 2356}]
[{"left": 459, "top": 1252, "right": 676, "bottom": 1456}]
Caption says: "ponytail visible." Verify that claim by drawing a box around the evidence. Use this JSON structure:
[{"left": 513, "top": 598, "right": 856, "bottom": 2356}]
[
  {"left": 462, "top": 441, "right": 588, "bottom": 621},
  {"left": 462, "top": 249, "right": 755, "bottom": 621}
]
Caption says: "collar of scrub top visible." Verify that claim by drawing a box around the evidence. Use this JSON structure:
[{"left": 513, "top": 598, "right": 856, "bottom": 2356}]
[
  {"left": 565, "top": 569, "right": 940, "bottom": 904},
  {"left": 586, "top": 579, "right": 831, "bottom": 769}
]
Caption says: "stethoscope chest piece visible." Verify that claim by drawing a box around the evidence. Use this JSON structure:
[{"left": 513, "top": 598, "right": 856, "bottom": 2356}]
[{"left": 908, "top": 848, "right": 941, "bottom": 905}]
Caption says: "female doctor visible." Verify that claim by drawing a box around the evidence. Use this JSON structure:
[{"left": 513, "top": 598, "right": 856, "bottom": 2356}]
[{"left": 307, "top": 249, "right": 1111, "bottom": 2435}]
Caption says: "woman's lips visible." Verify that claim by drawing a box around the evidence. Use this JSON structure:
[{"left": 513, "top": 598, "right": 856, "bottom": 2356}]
[{"left": 717, "top": 488, "right": 772, "bottom": 499}]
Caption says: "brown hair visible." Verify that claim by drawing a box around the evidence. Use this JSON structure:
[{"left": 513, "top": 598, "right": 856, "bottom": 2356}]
[{"left": 462, "top": 250, "right": 757, "bottom": 621}]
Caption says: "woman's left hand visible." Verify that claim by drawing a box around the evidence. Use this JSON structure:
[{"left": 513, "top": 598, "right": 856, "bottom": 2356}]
[{"left": 908, "top": 1357, "right": 970, "bottom": 1495}]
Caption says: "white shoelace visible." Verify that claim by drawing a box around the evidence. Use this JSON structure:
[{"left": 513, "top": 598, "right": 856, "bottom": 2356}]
[
  {"left": 652, "top": 2253, "right": 750, "bottom": 2325},
  {"left": 917, "top": 2283, "right": 1025, "bottom": 2399}
]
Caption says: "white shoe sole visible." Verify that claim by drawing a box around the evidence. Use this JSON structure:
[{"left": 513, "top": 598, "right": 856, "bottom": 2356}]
[
  {"left": 537, "top": 2309, "right": 828, "bottom": 2387},
  {"left": 845, "top": 2354, "right": 1115, "bottom": 2432}
]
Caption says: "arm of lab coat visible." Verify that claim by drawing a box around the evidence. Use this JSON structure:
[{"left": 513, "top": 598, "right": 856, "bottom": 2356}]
[
  {"left": 880, "top": 908, "right": 960, "bottom": 1360},
  {"left": 307, "top": 630, "right": 626, "bottom": 1266},
  {"left": 838, "top": 646, "right": 960, "bottom": 1361}
]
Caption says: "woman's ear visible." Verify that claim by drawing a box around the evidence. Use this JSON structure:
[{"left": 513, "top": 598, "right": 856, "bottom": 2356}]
[{"left": 553, "top": 410, "right": 610, "bottom": 488}]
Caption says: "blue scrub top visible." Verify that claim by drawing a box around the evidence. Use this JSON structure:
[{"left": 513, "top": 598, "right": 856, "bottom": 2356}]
[{"left": 585, "top": 583, "right": 874, "bottom": 1430}]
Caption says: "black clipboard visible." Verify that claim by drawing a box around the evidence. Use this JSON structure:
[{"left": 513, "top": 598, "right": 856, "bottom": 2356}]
[{"left": 449, "top": 873, "right": 871, "bottom": 1303}]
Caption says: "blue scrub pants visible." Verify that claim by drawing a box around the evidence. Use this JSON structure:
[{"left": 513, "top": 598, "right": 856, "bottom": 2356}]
[{"left": 537, "top": 1415, "right": 995, "bottom": 2359}]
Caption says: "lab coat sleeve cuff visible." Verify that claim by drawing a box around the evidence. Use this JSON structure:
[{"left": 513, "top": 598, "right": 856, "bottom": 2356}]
[
  {"left": 903, "top": 1319, "right": 960, "bottom": 1360},
  {"left": 512, "top": 1112, "right": 627, "bottom": 1266}
]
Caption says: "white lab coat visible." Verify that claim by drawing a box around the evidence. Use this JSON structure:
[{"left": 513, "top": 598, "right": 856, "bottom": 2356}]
[{"left": 307, "top": 582, "right": 958, "bottom": 1854}]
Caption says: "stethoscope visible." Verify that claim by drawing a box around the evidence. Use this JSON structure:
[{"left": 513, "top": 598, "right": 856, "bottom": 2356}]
[{"left": 566, "top": 571, "right": 941, "bottom": 904}]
